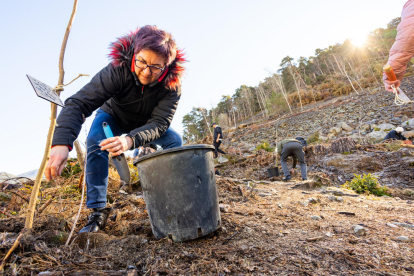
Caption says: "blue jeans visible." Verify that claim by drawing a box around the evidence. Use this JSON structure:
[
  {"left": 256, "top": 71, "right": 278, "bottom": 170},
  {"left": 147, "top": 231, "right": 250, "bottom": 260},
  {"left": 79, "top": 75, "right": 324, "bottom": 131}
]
[{"left": 85, "top": 109, "right": 182, "bottom": 209}]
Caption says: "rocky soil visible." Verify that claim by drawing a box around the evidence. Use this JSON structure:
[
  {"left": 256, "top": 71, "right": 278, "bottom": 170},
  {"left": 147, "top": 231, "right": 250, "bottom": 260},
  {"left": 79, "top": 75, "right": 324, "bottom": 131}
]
[
  {"left": 1, "top": 79, "right": 414, "bottom": 275},
  {"left": 1, "top": 174, "right": 414, "bottom": 275}
]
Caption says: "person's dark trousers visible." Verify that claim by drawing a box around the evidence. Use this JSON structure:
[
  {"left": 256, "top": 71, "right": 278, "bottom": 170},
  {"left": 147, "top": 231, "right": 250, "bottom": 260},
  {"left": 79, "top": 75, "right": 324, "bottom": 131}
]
[
  {"left": 213, "top": 141, "right": 226, "bottom": 158},
  {"left": 280, "top": 142, "right": 307, "bottom": 179},
  {"left": 86, "top": 109, "right": 182, "bottom": 209}
]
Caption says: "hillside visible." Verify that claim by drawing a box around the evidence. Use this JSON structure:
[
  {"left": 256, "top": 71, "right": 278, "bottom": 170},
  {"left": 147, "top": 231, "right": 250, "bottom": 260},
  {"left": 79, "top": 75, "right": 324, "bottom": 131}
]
[
  {"left": 214, "top": 76, "right": 414, "bottom": 192},
  {"left": 1, "top": 80, "right": 414, "bottom": 275}
]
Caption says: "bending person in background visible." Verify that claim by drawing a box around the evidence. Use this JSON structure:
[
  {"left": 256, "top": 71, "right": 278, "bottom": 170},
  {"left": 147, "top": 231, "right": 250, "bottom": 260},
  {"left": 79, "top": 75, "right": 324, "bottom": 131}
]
[
  {"left": 383, "top": 127, "right": 407, "bottom": 141},
  {"left": 383, "top": 0, "right": 414, "bottom": 92},
  {"left": 212, "top": 123, "right": 226, "bottom": 158},
  {"left": 277, "top": 138, "right": 307, "bottom": 182},
  {"left": 44, "top": 26, "right": 186, "bottom": 233}
]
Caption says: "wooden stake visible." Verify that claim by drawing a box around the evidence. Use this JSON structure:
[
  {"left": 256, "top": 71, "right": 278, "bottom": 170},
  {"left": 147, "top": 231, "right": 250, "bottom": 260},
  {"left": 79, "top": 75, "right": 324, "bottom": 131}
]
[
  {"left": 25, "top": 0, "right": 79, "bottom": 230},
  {"left": 74, "top": 140, "right": 85, "bottom": 169}
]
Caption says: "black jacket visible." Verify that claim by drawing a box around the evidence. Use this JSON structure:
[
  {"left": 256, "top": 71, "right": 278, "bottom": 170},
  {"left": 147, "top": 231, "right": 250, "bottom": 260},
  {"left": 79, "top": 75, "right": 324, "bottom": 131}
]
[
  {"left": 383, "top": 130, "right": 407, "bottom": 141},
  {"left": 213, "top": 126, "right": 223, "bottom": 140},
  {"left": 52, "top": 31, "right": 185, "bottom": 150}
]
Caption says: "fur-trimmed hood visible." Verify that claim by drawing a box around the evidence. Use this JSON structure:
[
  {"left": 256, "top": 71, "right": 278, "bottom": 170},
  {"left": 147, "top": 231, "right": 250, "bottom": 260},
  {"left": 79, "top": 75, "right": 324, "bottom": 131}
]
[{"left": 108, "top": 29, "right": 186, "bottom": 91}]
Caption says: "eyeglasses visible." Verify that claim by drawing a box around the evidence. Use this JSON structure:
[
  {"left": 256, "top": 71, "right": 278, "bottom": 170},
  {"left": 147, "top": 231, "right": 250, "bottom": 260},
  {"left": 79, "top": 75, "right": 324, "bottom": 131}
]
[{"left": 135, "top": 59, "right": 164, "bottom": 75}]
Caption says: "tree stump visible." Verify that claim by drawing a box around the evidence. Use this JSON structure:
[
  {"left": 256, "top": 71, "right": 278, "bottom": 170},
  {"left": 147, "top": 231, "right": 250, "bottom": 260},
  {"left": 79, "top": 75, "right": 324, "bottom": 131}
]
[
  {"left": 304, "top": 144, "right": 329, "bottom": 157},
  {"left": 331, "top": 137, "right": 356, "bottom": 153}
]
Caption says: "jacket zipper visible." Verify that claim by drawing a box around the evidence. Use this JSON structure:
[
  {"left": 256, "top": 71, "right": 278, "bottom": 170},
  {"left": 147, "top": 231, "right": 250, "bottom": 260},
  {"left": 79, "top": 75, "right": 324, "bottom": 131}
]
[{"left": 142, "top": 85, "right": 145, "bottom": 95}]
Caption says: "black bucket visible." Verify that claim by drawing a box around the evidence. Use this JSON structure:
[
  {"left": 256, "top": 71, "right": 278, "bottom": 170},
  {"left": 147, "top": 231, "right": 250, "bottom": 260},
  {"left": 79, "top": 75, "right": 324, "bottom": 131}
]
[
  {"left": 267, "top": 167, "right": 279, "bottom": 178},
  {"left": 133, "top": 145, "right": 221, "bottom": 242}
]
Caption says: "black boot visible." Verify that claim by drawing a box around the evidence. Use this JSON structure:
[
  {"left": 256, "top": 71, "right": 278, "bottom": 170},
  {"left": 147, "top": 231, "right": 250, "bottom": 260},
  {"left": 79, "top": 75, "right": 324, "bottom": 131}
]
[
  {"left": 282, "top": 176, "right": 292, "bottom": 182},
  {"left": 79, "top": 207, "right": 111, "bottom": 233}
]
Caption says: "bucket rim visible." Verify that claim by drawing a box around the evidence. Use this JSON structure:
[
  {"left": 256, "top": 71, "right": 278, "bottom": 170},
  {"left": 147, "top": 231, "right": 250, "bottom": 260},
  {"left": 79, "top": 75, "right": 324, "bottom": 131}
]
[{"left": 133, "top": 144, "right": 215, "bottom": 165}]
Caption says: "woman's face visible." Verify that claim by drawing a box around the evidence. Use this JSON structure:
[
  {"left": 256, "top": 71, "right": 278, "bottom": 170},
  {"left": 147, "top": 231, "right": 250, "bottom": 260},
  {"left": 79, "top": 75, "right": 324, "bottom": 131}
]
[{"left": 134, "top": 49, "right": 166, "bottom": 85}]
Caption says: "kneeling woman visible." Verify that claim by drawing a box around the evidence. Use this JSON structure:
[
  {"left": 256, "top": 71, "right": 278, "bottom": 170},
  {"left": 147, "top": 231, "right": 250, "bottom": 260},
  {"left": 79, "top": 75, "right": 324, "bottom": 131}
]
[{"left": 45, "top": 26, "right": 186, "bottom": 233}]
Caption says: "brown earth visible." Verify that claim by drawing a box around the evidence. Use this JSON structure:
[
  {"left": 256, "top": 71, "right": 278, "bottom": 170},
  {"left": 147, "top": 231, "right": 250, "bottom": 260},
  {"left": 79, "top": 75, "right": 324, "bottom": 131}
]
[{"left": 1, "top": 161, "right": 414, "bottom": 275}]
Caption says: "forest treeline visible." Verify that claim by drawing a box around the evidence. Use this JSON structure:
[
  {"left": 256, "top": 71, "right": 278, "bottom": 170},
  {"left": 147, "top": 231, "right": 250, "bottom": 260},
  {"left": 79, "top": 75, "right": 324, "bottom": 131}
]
[{"left": 182, "top": 17, "right": 407, "bottom": 143}]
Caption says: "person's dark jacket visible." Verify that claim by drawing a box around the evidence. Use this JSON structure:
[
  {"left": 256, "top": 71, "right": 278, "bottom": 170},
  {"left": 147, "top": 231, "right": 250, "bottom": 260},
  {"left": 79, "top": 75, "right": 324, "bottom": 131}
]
[
  {"left": 52, "top": 31, "right": 185, "bottom": 150},
  {"left": 383, "top": 130, "right": 407, "bottom": 141},
  {"left": 213, "top": 126, "right": 223, "bottom": 141}
]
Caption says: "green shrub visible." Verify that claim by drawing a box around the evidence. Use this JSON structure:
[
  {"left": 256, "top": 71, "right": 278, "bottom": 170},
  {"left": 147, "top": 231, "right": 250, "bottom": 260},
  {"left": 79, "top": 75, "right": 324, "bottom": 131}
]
[
  {"left": 60, "top": 184, "right": 82, "bottom": 199},
  {"left": 256, "top": 141, "right": 274, "bottom": 152},
  {"left": 385, "top": 141, "right": 402, "bottom": 151},
  {"left": 307, "top": 131, "right": 320, "bottom": 144},
  {"left": 343, "top": 173, "right": 389, "bottom": 196},
  {"left": 61, "top": 158, "right": 82, "bottom": 179}
]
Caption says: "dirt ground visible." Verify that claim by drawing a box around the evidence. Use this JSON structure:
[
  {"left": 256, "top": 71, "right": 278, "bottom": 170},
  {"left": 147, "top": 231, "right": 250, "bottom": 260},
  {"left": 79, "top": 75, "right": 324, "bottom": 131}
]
[{"left": 1, "top": 153, "right": 414, "bottom": 276}]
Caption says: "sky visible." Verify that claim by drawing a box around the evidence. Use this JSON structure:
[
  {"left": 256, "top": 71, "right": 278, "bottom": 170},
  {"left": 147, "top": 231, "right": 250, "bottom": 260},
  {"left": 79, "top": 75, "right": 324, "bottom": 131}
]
[{"left": 0, "top": 0, "right": 407, "bottom": 175}]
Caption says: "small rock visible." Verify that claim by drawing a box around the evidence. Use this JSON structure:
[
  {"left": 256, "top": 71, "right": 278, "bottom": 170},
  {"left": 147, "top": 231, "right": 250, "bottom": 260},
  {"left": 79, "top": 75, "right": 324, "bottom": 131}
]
[
  {"left": 219, "top": 204, "right": 229, "bottom": 213},
  {"left": 311, "top": 215, "right": 322, "bottom": 221},
  {"left": 407, "top": 200, "right": 413, "bottom": 204},
  {"left": 376, "top": 123, "right": 396, "bottom": 131},
  {"left": 306, "top": 236, "right": 324, "bottom": 242},
  {"left": 394, "top": 223, "right": 414, "bottom": 229},
  {"left": 352, "top": 225, "right": 366, "bottom": 236},
  {"left": 339, "top": 122, "right": 353, "bottom": 131},
  {"left": 329, "top": 127, "right": 341, "bottom": 134},
  {"left": 326, "top": 232, "right": 335, "bottom": 237},
  {"left": 245, "top": 227, "right": 253, "bottom": 234},
  {"left": 337, "top": 211, "right": 355, "bottom": 216},
  {"left": 277, "top": 204, "right": 283, "bottom": 209},
  {"left": 328, "top": 195, "right": 342, "bottom": 202},
  {"left": 259, "top": 193, "right": 273, "bottom": 197},
  {"left": 218, "top": 156, "right": 229, "bottom": 163},
  {"left": 332, "top": 190, "right": 344, "bottom": 196},
  {"left": 397, "top": 236, "right": 409, "bottom": 242},
  {"left": 386, "top": 223, "right": 398, "bottom": 228},
  {"left": 328, "top": 195, "right": 336, "bottom": 201},
  {"left": 366, "top": 130, "right": 387, "bottom": 140},
  {"left": 307, "top": 197, "right": 318, "bottom": 204}
]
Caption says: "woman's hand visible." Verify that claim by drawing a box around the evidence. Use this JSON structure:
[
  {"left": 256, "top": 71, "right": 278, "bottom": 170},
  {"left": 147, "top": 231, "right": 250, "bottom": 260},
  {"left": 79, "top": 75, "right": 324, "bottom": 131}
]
[
  {"left": 384, "top": 79, "right": 401, "bottom": 93},
  {"left": 45, "top": 146, "right": 69, "bottom": 181},
  {"left": 100, "top": 136, "right": 133, "bottom": 156}
]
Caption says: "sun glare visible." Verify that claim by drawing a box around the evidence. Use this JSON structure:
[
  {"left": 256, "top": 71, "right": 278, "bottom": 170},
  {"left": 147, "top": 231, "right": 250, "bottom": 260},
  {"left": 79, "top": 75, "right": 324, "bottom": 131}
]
[{"left": 351, "top": 35, "right": 367, "bottom": 47}]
